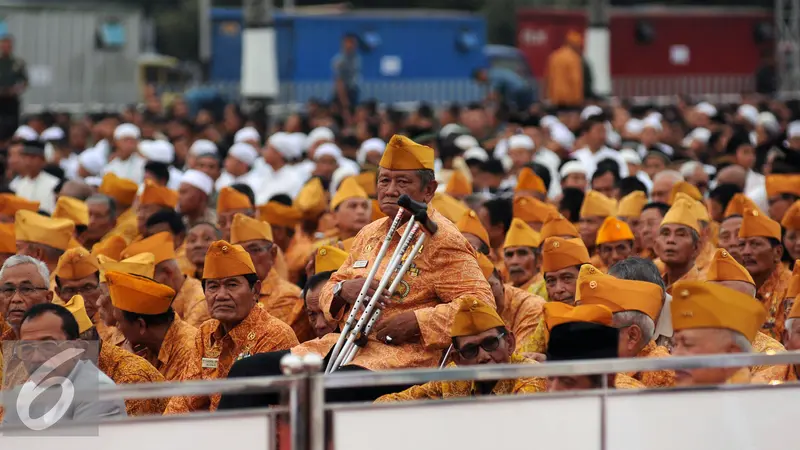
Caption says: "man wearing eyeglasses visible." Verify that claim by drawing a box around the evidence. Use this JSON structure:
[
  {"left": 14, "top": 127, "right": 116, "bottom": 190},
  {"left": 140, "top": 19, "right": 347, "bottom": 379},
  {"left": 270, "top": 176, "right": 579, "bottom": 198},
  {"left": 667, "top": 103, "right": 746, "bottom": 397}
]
[
  {"left": 0, "top": 255, "right": 53, "bottom": 342},
  {"left": 52, "top": 248, "right": 102, "bottom": 327},
  {"left": 230, "top": 213, "right": 311, "bottom": 343},
  {"left": 120, "top": 231, "right": 209, "bottom": 328},
  {"left": 375, "top": 298, "right": 542, "bottom": 402},
  {"left": 2, "top": 303, "right": 127, "bottom": 427}
]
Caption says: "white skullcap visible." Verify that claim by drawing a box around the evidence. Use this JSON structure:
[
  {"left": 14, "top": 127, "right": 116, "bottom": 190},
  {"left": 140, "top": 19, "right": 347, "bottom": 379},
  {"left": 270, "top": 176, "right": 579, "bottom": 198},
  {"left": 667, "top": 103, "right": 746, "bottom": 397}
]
[
  {"left": 559, "top": 160, "right": 587, "bottom": 178},
  {"left": 139, "top": 139, "right": 174, "bottom": 164},
  {"left": 624, "top": 118, "right": 644, "bottom": 136},
  {"left": 540, "top": 115, "right": 560, "bottom": 130},
  {"left": 114, "top": 123, "right": 141, "bottom": 140},
  {"left": 268, "top": 132, "right": 294, "bottom": 160},
  {"left": 619, "top": 149, "right": 642, "bottom": 165},
  {"left": 189, "top": 139, "right": 219, "bottom": 157},
  {"left": 454, "top": 135, "right": 480, "bottom": 152},
  {"left": 737, "top": 104, "right": 759, "bottom": 127},
  {"left": 757, "top": 111, "right": 780, "bottom": 134},
  {"left": 78, "top": 149, "right": 105, "bottom": 175},
  {"left": 695, "top": 102, "right": 717, "bottom": 117},
  {"left": 40, "top": 126, "right": 65, "bottom": 142},
  {"left": 84, "top": 176, "right": 102, "bottom": 187},
  {"left": 788, "top": 121, "right": 800, "bottom": 139},
  {"left": 463, "top": 146, "right": 489, "bottom": 162},
  {"left": 508, "top": 134, "right": 535, "bottom": 151},
  {"left": 287, "top": 133, "right": 307, "bottom": 159},
  {"left": 357, "top": 138, "right": 386, "bottom": 166},
  {"left": 646, "top": 112, "right": 663, "bottom": 123},
  {"left": 306, "top": 127, "right": 335, "bottom": 149},
  {"left": 681, "top": 127, "right": 712, "bottom": 148},
  {"left": 314, "top": 143, "right": 343, "bottom": 161},
  {"left": 642, "top": 115, "right": 663, "bottom": 132},
  {"left": 330, "top": 166, "right": 359, "bottom": 195},
  {"left": 228, "top": 142, "right": 259, "bottom": 167},
  {"left": 440, "top": 123, "right": 466, "bottom": 138},
  {"left": 180, "top": 169, "right": 214, "bottom": 196},
  {"left": 13, "top": 125, "right": 38, "bottom": 141},
  {"left": 679, "top": 161, "right": 703, "bottom": 179},
  {"left": 234, "top": 126, "right": 261, "bottom": 144},
  {"left": 580, "top": 105, "right": 603, "bottom": 121},
  {"left": 550, "top": 123, "right": 575, "bottom": 151}
]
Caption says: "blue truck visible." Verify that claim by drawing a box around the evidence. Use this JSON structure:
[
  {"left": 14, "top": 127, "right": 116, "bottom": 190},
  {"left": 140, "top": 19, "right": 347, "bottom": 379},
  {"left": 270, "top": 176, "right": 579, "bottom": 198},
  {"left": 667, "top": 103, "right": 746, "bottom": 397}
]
[{"left": 196, "top": 8, "right": 532, "bottom": 108}]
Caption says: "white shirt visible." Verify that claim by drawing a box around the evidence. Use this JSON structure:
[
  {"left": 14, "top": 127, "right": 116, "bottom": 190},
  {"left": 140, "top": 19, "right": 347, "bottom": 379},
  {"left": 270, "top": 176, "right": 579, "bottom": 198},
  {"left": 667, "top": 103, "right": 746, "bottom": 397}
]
[
  {"left": 745, "top": 170, "right": 769, "bottom": 212},
  {"left": 570, "top": 146, "right": 630, "bottom": 179},
  {"left": 255, "top": 165, "right": 307, "bottom": 205},
  {"left": 533, "top": 147, "right": 562, "bottom": 200},
  {"left": 103, "top": 154, "right": 146, "bottom": 184},
  {"left": 11, "top": 171, "right": 60, "bottom": 213},
  {"left": 215, "top": 170, "right": 259, "bottom": 193},
  {"left": 60, "top": 153, "right": 80, "bottom": 180}
]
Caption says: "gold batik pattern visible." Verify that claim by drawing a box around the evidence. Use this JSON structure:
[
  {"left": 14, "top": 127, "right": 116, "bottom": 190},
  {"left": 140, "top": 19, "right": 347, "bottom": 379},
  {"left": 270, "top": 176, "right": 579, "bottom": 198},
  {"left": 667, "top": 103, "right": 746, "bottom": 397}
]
[
  {"left": 501, "top": 284, "right": 545, "bottom": 352},
  {"left": 260, "top": 268, "right": 314, "bottom": 343},
  {"left": 98, "top": 343, "right": 168, "bottom": 416},
  {"left": 171, "top": 277, "right": 210, "bottom": 328},
  {"left": 625, "top": 341, "right": 675, "bottom": 388},
  {"left": 757, "top": 265, "right": 792, "bottom": 339}
]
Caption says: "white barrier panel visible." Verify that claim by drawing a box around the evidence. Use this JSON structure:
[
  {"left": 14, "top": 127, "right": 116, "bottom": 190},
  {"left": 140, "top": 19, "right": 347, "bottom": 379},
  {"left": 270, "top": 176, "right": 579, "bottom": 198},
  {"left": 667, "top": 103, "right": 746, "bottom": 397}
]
[
  {"left": 333, "top": 395, "right": 602, "bottom": 450},
  {"left": 606, "top": 385, "right": 800, "bottom": 450},
  {"left": 0, "top": 411, "right": 273, "bottom": 450}
]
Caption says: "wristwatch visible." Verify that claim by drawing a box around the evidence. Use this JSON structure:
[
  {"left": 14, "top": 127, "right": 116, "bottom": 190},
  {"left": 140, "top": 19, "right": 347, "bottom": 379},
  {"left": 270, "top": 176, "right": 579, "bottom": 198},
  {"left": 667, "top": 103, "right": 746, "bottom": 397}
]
[{"left": 333, "top": 281, "right": 344, "bottom": 300}]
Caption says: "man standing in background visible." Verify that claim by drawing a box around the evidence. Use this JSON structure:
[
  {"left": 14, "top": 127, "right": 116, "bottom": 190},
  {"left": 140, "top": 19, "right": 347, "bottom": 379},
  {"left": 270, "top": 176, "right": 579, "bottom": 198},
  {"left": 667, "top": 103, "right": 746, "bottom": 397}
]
[
  {"left": 0, "top": 35, "right": 27, "bottom": 138},
  {"left": 544, "top": 31, "right": 583, "bottom": 108},
  {"left": 332, "top": 33, "right": 361, "bottom": 124}
]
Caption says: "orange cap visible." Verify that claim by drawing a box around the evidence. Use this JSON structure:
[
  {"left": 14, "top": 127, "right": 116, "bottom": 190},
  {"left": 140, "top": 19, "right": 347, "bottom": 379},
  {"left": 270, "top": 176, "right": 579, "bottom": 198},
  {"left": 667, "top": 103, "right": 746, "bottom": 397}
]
[
  {"left": 671, "top": 281, "right": 767, "bottom": 342},
  {"left": 450, "top": 297, "right": 505, "bottom": 338},
  {"left": 140, "top": 179, "right": 178, "bottom": 209},
  {"left": 781, "top": 200, "right": 800, "bottom": 230},
  {"left": 766, "top": 174, "right": 800, "bottom": 198},
  {"left": 53, "top": 196, "right": 89, "bottom": 227},
  {"left": 217, "top": 186, "right": 253, "bottom": 212},
  {"left": 106, "top": 270, "right": 176, "bottom": 315},
  {"left": 15, "top": 210, "right": 75, "bottom": 251},
  {"left": 706, "top": 248, "right": 755, "bottom": 286},
  {"left": 431, "top": 192, "right": 469, "bottom": 223},
  {"left": 295, "top": 178, "right": 328, "bottom": 219},
  {"left": 541, "top": 236, "right": 591, "bottom": 273},
  {"left": 544, "top": 302, "right": 613, "bottom": 331},
  {"left": 660, "top": 197, "right": 701, "bottom": 233},
  {"left": 353, "top": 172, "right": 377, "bottom": 197},
  {"left": 576, "top": 264, "right": 663, "bottom": 321},
  {"left": 0, "top": 193, "right": 39, "bottom": 217},
  {"left": 445, "top": 171, "right": 473, "bottom": 197},
  {"left": 202, "top": 240, "right": 256, "bottom": 279},
  {"left": 515, "top": 167, "right": 546, "bottom": 194},
  {"left": 57, "top": 295, "right": 93, "bottom": 333},
  {"left": 723, "top": 193, "right": 760, "bottom": 219},
  {"left": 258, "top": 201, "right": 303, "bottom": 228},
  {"left": 456, "top": 209, "right": 490, "bottom": 248},
  {"left": 541, "top": 210, "right": 579, "bottom": 240},
  {"left": 55, "top": 247, "right": 100, "bottom": 280},
  {"left": 513, "top": 195, "right": 556, "bottom": 224},
  {"left": 231, "top": 213, "right": 273, "bottom": 244},
  {"left": 331, "top": 177, "right": 369, "bottom": 211},
  {"left": 503, "top": 218, "right": 541, "bottom": 249},
  {"left": 0, "top": 223, "right": 15, "bottom": 254},
  {"left": 580, "top": 190, "right": 617, "bottom": 218},
  {"left": 669, "top": 181, "right": 703, "bottom": 204},
  {"left": 738, "top": 207, "right": 781, "bottom": 240},
  {"left": 379, "top": 135, "right": 435, "bottom": 170},
  {"left": 617, "top": 191, "right": 647, "bottom": 218},
  {"left": 99, "top": 173, "right": 138, "bottom": 207},
  {"left": 315, "top": 245, "right": 349, "bottom": 274},
  {"left": 595, "top": 216, "right": 635, "bottom": 246},
  {"left": 91, "top": 235, "right": 128, "bottom": 261},
  {"left": 120, "top": 231, "right": 176, "bottom": 265}
]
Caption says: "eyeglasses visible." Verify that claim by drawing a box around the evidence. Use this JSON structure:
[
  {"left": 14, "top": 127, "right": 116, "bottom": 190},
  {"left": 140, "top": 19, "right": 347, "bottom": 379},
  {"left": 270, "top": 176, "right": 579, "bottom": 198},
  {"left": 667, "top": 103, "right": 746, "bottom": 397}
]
[
  {"left": 244, "top": 244, "right": 272, "bottom": 255},
  {"left": 12, "top": 340, "right": 70, "bottom": 360},
  {"left": 59, "top": 285, "right": 99, "bottom": 299},
  {"left": 456, "top": 333, "right": 506, "bottom": 359},
  {"left": 0, "top": 285, "right": 49, "bottom": 299}
]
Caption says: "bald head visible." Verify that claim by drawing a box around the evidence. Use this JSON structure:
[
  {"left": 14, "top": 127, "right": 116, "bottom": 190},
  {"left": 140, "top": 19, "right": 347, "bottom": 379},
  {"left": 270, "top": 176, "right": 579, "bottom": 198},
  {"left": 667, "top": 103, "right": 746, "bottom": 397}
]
[
  {"left": 716, "top": 165, "right": 747, "bottom": 189},
  {"left": 58, "top": 180, "right": 94, "bottom": 201},
  {"left": 651, "top": 170, "right": 684, "bottom": 204}
]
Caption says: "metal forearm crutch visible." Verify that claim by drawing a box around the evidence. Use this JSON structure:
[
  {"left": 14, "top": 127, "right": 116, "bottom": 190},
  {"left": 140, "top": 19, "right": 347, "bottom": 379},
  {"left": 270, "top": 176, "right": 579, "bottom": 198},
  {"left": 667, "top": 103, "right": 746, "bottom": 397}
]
[
  {"left": 324, "top": 207, "right": 406, "bottom": 374},
  {"left": 330, "top": 195, "right": 439, "bottom": 373}
]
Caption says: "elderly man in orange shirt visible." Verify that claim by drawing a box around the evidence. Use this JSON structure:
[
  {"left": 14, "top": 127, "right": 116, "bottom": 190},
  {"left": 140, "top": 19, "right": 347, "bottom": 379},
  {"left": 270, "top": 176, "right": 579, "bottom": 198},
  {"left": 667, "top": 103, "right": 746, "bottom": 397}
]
[{"left": 165, "top": 240, "right": 298, "bottom": 414}]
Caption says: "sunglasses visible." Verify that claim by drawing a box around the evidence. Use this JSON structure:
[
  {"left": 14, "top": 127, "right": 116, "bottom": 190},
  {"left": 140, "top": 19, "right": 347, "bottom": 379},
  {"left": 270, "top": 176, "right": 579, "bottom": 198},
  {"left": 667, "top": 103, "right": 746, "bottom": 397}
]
[{"left": 456, "top": 333, "right": 506, "bottom": 359}]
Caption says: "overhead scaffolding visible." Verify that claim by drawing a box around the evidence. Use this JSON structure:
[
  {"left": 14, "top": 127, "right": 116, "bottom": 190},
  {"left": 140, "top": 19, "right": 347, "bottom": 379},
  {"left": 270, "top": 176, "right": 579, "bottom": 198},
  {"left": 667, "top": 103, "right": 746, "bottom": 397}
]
[{"left": 776, "top": 0, "right": 800, "bottom": 95}]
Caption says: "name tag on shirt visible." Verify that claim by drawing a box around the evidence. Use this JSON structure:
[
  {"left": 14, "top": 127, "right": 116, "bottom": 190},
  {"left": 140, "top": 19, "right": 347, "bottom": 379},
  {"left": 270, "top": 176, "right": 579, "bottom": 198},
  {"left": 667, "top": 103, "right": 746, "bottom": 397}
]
[
  {"left": 353, "top": 260, "right": 368, "bottom": 269},
  {"left": 202, "top": 358, "right": 219, "bottom": 369}
]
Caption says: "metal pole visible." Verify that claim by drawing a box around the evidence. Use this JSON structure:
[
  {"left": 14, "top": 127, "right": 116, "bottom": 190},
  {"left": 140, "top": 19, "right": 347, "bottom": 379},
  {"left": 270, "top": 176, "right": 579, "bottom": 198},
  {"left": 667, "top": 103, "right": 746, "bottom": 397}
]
[
  {"left": 242, "top": 0, "right": 278, "bottom": 128},
  {"left": 198, "top": 0, "right": 212, "bottom": 65},
  {"left": 585, "top": 0, "right": 611, "bottom": 97},
  {"left": 308, "top": 374, "right": 326, "bottom": 450}
]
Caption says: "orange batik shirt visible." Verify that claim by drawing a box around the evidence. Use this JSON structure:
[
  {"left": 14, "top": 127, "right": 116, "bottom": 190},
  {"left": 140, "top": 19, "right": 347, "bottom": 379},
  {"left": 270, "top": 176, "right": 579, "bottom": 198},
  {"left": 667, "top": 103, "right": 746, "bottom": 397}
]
[
  {"left": 662, "top": 264, "right": 703, "bottom": 295},
  {"left": 750, "top": 332, "right": 796, "bottom": 383},
  {"left": 98, "top": 342, "right": 168, "bottom": 416},
  {"left": 758, "top": 265, "right": 792, "bottom": 339},
  {"left": 317, "top": 209, "right": 495, "bottom": 371},
  {"left": 260, "top": 268, "right": 314, "bottom": 343},
  {"left": 137, "top": 314, "right": 199, "bottom": 381},
  {"left": 625, "top": 341, "right": 675, "bottom": 388},
  {"left": 501, "top": 284, "right": 545, "bottom": 352},
  {"left": 171, "top": 277, "right": 210, "bottom": 328},
  {"left": 164, "top": 306, "right": 299, "bottom": 414}
]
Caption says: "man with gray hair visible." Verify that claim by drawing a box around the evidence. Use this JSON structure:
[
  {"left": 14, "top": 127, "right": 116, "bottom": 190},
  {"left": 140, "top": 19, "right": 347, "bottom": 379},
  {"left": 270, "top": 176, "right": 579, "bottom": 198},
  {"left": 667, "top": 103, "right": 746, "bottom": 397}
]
[
  {"left": 650, "top": 169, "right": 683, "bottom": 204},
  {"left": 57, "top": 180, "right": 94, "bottom": 202},
  {"left": 679, "top": 161, "right": 710, "bottom": 197},
  {"left": 0, "top": 255, "right": 53, "bottom": 340},
  {"left": 82, "top": 194, "right": 117, "bottom": 249},
  {"left": 580, "top": 261, "right": 674, "bottom": 388},
  {"left": 671, "top": 280, "right": 765, "bottom": 386}
]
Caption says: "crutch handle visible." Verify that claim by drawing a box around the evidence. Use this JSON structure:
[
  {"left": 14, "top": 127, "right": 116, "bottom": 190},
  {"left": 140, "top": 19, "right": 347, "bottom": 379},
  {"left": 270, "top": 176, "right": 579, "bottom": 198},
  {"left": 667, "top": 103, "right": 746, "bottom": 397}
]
[{"left": 397, "top": 194, "right": 439, "bottom": 235}]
